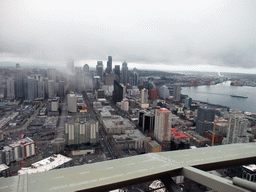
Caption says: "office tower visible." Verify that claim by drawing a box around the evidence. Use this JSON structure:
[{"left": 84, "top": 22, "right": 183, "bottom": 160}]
[
  {"left": 27, "top": 76, "right": 36, "bottom": 100},
  {"left": 16, "top": 63, "right": 20, "bottom": 69},
  {"left": 67, "top": 93, "right": 77, "bottom": 113},
  {"left": 6, "top": 78, "right": 15, "bottom": 99},
  {"left": 15, "top": 70, "right": 25, "bottom": 98},
  {"left": 141, "top": 88, "right": 148, "bottom": 104},
  {"left": 149, "top": 89, "right": 157, "bottom": 99},
  {"left": 83, "top": 64, "right": 89, "bottom": 73},
  {"left": 114, "top": 65, "right": 121, "bottom": 83},
  {"left": 122, "top": 61, "right": 128, "bottom": 85},
  {"left": 96, "top": 61, "right": 103, "bottom": 80},
  {"left": 131, "top": 67, "right": 139, "bottom": 86},
  {"left": 159, "top": 85, "right": 169, "bottom": 99},
  {"left": 93, "top": 76, "right": 101, "bottom": 93},
  {"left": 58, "top": 81, "right": 65, "bottom": 97},
  {"left": 223, "top": 114, "right": 249, "bottom": 144},
  {"left": 184, "top": 97, "right": 192, "bottom": 109},
  {"left": 113, "top": 80, "right": 124, "bottom": 103},
  {"left": 106, "top": 56, "right": 112, "bottom": 74},
  {"left": 48, "top": 80, "right": 56, "bottom": 99},
  {"left": 138, "top": 110, "right": 155, "bottom": 133},
  {"left": 154, "top": 108, "right": 172, "bottom": 143},
  {"left": 173, "top": 83, "right": 181, "bottom": 101},
  {"left": 196, "top": 106, "right": 215, "bottom": 135}
]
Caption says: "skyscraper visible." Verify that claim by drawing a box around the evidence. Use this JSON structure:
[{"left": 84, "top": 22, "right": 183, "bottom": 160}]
[
  {"left": 173, "top": 83, "right": 181, "bottom": 101},
  {"left": 15, "top": 70, "right": 25, "bottom": 98},
  {"left": 114, "top": 65, "right": 120, "bottom": 83},
  {"left": 141, "top": 88, "right": 148, "bottom": 104},
  {"left": 113, "top": 80, "right": 124, "bottom": 103},
  {"left": 96, "top": 61, "right": 103, "bottom": 80},
  {"left": 48, "top": 80, "right": 56, "bottom": 99},
  {"left": 67, "top": 60, "right": 74, "bottom": 73},
  {"left": 58, "top": 81, "right": 65, "bottom": 97},
  {"left": 27, "top": 76, "right": 36, "bottom": 100},
  {"left": 93, "top": 76, "right": 101, "bottom": 93},
  {"left": 131, "top": 67, "right": 139, "bottom": 86},
  {"left": 122, "top": 61, "right": 128, "bottom": 85},
  {"left": 223, "top": 113, "right": 249, "bottom": 144},
  {"left": 159, "top": 85, "right": 169, "bottom": 99},
  {"left": 106, "top": 56, "right": 112, "bottom": 74},
  {"left": 67, "top": 93, "right": 77, "bottom": 113},
  {"left": 83, "top": 64, "right": 89, "bottom": 73},
  {"left": 154, "top": 108, "right": 172, "bottom": 145},
  {"left": 196, "top": 106, "right": 215, "bottom": 135},
  {"left": 6, "top": 78, "right": 15, "bottom": 99}
]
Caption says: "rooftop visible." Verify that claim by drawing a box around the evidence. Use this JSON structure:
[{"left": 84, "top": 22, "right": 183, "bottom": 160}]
[
  {"left": 18, "top": 154, "right": 72, "bottom": 175},
  {"left": 0, "top": 164, "right": 9, "bottom": 171}
]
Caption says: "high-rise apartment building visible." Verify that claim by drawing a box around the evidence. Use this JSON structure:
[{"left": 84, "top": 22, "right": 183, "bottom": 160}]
[
  {"left": 122, "top": 61, "right": 128, "bottom": 85},
  {"left": 223, "top": 113, "right": 249, "bottom": 144},
  {"left": 196, "top": 106, "right": 215, "bottom": 135},
  {"left": 65, "top": 118, "right": 99, "bottom": 145},
  {"left": 154, "top": 108, "right": 172, "bottom": 146}
]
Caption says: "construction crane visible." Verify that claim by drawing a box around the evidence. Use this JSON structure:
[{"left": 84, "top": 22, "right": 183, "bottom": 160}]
[{"left": 205, "top": 121, "right": 233, "bottom": 146}]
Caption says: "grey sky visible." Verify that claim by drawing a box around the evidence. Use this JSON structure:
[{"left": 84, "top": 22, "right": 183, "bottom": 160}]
[{"left": 1, "top": 0, "right": 256, "bottom": 72}]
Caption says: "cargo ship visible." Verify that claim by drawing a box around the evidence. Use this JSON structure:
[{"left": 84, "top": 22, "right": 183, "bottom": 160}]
[{"left": 230, "top": 94, "right": 248, "bottom": 98}]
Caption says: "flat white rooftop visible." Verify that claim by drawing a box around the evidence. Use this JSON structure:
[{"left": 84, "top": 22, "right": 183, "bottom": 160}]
[
  {"left": 0, "top": 164, "right": 9, "bottom": 171},
  {"left": 18, "top": 154, "right": 72, "bottom": 175}
]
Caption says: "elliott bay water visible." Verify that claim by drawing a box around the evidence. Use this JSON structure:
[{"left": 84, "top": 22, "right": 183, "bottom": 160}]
[{"left": 181, "top": 81, "right": 256, "bottom": 113}]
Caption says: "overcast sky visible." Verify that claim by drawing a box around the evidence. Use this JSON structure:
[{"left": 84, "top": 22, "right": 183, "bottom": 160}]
[{"left": 1, "top": 0, "right": 256, "bottom": 73}]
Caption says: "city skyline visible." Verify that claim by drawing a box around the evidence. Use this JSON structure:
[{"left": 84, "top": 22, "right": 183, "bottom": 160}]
[{"left": 1, "top": 1, "right": 256, "bottom": 74}]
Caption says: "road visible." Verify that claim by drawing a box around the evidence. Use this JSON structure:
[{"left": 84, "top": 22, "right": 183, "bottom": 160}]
[{"left": 3, "top": 103, "right": 43, "bottom": 134}]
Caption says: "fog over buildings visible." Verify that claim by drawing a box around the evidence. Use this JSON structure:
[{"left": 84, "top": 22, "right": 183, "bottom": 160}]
[{"left": 0, "top": 0, "right": 256, "bottom": 73}]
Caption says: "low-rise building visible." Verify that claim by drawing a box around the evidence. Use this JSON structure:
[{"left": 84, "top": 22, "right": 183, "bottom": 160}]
[
  {"left": 112, "top": 129, "right": 147, "bottom": 152},
  {"left": 103, "top": 116, "right": 135, "bottom": 134},
  {"left": 145, "top": 140, "right": 162, "bottom": 153},
  {"left": 18, "top": 154, "right": 72, "bottom": 175},
  {"left": 0, "top": 164, "right": 10, "bottom": 177}
]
